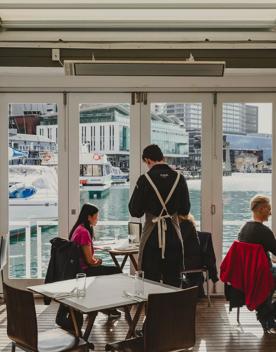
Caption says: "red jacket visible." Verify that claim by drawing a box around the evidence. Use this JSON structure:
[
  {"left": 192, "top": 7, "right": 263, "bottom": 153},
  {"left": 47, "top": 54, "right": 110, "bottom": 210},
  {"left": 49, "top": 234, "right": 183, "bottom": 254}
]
[{"left": 220, "top": 240, "right": 274, "bottom": 310}]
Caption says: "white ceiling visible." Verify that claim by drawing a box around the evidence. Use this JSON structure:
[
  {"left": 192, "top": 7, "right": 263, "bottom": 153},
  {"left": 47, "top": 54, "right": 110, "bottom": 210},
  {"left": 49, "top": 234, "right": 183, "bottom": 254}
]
[{"left": 1, "top": 1, "right": 276, "bottom": 30}]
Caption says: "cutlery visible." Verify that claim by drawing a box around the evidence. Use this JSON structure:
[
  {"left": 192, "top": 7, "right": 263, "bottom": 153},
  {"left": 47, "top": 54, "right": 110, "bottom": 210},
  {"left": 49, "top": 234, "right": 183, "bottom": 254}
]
[{"left": 122, "top": 290, "right": 145, "bottom": 302}]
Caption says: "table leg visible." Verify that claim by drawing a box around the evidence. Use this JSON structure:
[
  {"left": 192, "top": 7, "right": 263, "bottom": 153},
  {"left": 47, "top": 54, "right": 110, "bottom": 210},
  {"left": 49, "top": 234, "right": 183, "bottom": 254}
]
[
  {"left": 83, "top": 312, "right": 97, "bottom": 350},
  {"left": 83, "top": 312, "right": 98, "bottom": 341},
  {"left": 120, "top": 255, "right": 128, "bottom": 270},
  {"left": 109, "top": 253, "right": 122, "bottom": 270},
  {"left": 129, "top": 254, "right": 138, "bottom": 271},
  {"left": 125, "top": 303, "right": 144, "bottom": 339},
  {"left": 69, "top": 307, "right": 82, "bottom": 338}
]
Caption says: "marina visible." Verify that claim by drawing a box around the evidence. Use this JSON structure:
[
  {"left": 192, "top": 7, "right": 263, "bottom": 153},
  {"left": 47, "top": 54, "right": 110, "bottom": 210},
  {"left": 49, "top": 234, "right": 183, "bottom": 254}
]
[{"left": 8, "top": 172, "right": 271, "bottom": 278}]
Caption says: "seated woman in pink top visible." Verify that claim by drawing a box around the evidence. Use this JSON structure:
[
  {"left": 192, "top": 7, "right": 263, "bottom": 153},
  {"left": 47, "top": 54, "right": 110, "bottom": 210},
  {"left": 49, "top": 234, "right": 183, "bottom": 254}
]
[
  {"left": 69, "top": 203, "right": 121, "bottom": 277},
  {"left": 69, "top": 203, "right": 121, "bottom": 318}
]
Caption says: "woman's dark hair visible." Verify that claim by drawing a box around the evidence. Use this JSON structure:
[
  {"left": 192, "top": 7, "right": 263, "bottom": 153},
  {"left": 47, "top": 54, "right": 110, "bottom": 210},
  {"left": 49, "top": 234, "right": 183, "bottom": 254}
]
[
  {"left": 142, "top": 144, "right": 164, "bottom": 162},
  {"left": 69, "top": 203, "right": 99, "bottom": 240}
]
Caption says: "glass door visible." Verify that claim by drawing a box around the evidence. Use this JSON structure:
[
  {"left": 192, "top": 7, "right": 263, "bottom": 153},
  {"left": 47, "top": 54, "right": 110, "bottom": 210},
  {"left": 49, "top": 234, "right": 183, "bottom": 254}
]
[
  {"left": 68, "top": 93, "right": 139, "bottom": 271},
  {"left": 216, "top": 94, "right": 276, "bottom": 263},
  {"left": 144, "top": 93, "right": 214, "bottom": 233},
  {"left": 0, "top": 93, "right": 66, "bottom": 288}
]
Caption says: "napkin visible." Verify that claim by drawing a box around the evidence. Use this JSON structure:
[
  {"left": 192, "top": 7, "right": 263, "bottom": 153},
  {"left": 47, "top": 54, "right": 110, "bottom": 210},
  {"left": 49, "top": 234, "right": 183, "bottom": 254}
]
[{"left": 113, "top": 239, "right": 131, "bottom": 250}]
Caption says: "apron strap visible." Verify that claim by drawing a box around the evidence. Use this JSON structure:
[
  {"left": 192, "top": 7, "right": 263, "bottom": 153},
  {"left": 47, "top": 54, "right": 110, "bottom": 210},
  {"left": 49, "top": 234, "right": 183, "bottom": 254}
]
[{"left": 144, "top": 171, "right": 181, "bottom": 258}]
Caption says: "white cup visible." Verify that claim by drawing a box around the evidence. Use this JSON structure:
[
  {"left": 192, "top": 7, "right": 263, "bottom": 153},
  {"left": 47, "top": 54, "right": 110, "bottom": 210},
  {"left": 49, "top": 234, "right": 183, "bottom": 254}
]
[
  {"left": 134, "top": 270, "right": 144, "bottom": 297},
  {"left": 76, "top": 273, "right": 86, "bottom": 297}
]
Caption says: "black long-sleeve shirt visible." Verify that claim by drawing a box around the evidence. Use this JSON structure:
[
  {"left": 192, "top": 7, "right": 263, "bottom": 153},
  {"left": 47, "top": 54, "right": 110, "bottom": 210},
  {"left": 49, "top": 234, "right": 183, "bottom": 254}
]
[
  {"left": 129, "top": 164, "right": 190, "bottom": 218},
  {"left": 238, "top": 221, "right": 276, "bottom": 258}
]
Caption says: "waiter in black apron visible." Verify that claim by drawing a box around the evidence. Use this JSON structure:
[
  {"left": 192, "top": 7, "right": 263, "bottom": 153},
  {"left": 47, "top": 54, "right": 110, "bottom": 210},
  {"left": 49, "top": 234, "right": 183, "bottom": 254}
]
[{"left": 129, "top": 144, "right": 190, "bottom": 287}]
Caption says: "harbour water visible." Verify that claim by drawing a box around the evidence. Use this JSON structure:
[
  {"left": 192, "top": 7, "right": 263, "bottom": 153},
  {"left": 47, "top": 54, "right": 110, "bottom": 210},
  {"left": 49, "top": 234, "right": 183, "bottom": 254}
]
[{"left": 9, "top": 173, "right": 272, "bottom": 278}]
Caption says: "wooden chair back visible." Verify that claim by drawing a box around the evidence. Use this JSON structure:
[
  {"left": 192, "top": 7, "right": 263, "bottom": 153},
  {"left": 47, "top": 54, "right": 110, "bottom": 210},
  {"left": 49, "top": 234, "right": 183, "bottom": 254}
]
[
  {"left": 144, "top": 286, "right": 198, "bottom": 352},
  {"left": 3, "top": 282, "right": 38, "bottom": 351}
]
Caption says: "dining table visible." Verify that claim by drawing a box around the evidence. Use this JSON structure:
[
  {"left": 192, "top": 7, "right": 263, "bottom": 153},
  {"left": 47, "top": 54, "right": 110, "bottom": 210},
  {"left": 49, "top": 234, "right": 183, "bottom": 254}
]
[{"left": 28, "top": 273, "right": 181, "bottom": 348}]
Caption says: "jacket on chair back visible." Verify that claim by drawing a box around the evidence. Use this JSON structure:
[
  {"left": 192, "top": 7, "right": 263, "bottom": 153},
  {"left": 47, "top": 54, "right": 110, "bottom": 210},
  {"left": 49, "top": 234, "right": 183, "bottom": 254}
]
[
  {"left": 44, "top": 237, "right": 82, "bottom": 304},
  {"left": 220, "top": 240, "right": 274, "bottom": 310}
]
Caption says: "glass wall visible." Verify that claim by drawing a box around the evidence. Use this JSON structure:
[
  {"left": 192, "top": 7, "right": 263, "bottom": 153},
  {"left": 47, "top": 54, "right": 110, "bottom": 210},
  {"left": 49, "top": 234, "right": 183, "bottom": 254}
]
[
  {"left": 8, "top": 103, "right": 59, "bottom": 278},
  {"left": 150, "top": 102, "right": 202, "bottom": 226},
  {"left": 222, "top": 103, "right": 272, "bottom": 255},
  {"left": 78, "top": 103, "right": 130, "bottom": 267}
]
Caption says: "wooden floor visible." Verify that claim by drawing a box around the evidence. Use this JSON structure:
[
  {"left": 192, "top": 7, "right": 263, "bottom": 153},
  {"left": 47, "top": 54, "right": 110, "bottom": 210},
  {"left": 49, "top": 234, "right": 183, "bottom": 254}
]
[{"left": 1, "top": 298, "right": 276, "bottom": 351}]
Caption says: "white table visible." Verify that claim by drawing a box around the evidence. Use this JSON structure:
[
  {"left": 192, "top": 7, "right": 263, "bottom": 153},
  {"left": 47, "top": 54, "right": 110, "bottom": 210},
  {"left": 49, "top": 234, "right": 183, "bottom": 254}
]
[{"left": 29, "top": 274, "right": 181, "bottom": 343}]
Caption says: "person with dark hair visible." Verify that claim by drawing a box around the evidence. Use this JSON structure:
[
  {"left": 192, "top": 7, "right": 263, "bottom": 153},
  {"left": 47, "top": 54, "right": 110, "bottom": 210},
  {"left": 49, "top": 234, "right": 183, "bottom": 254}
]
[
  {"left": 70, "top": 203, "right": 120, "bottom": 276},
  {"left": 70, "top": 203, "right": 121, "bottom": 318},
  {"left": 129, "top": 144, "right": 190, "bottom": 287}
]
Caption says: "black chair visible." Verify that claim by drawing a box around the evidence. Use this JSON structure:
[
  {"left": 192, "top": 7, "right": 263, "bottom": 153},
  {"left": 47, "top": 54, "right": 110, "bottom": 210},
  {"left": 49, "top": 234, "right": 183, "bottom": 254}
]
[
  {"left": 105, "top": 286, "right": 198, "bottom": 352},
  {"left": 0, "top": 234, "right": 8, "bottom": 301},
  {"left": 181, "top": 231, "right": 219, "bottom": 307},
  {"left": 3, "top": 283, "right": 88, "bottom": 352}
]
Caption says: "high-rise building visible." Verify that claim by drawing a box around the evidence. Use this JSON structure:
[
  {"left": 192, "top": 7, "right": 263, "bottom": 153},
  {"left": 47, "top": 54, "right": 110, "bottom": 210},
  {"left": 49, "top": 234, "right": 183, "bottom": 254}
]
[{"left": 163, "top": 103, "right": 258, "bottom": 134}]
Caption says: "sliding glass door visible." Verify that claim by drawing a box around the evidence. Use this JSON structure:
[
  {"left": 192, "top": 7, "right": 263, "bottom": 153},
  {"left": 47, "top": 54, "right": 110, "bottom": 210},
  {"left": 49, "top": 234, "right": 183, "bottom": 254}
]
[
  {"left": 0, "top": 93, "right": 66, "bottom": 287},
  {"left": 216, "top": 94, "right": 276, "bottom": 263},
  {"left": 141, "top": 93, "right": 214, "bottom": 233},
  {"left": 67, "top": 94, "right": 140, "bottom": 270}
]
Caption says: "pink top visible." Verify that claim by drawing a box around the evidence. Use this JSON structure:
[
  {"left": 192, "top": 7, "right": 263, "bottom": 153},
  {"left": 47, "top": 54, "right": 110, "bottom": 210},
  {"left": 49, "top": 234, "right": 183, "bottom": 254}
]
[{"left": 71, "top": 224, "right": 94, "bottom": 270}]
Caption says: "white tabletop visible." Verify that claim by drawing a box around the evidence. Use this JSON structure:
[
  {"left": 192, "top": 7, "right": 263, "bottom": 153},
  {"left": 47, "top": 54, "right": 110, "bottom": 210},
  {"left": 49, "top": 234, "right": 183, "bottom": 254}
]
[{"left": 29, "top": 273, "right": 180, "bottom": 313}]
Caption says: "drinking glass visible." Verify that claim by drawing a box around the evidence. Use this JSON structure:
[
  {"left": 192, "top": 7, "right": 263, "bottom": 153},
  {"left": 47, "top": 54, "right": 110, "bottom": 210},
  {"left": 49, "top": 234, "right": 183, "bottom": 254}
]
[
  {"left": 134, "top": 270, "right": 144, "bottom": 297},
  {"left": 76, "top": 273, "right": 86, "bottom": 297}
]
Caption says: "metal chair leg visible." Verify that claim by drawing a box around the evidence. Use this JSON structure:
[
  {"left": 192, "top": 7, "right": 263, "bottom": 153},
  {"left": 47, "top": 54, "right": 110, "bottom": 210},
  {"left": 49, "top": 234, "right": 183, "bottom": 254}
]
[
  {"left": 11, "top": 342, "right": 16, "bottom": 352},
  {"left": 206, "top": 270, "right": 211, "bottom": 307},
  {"left": 237, "top": 307, "right": 240, "bottom": 324}
]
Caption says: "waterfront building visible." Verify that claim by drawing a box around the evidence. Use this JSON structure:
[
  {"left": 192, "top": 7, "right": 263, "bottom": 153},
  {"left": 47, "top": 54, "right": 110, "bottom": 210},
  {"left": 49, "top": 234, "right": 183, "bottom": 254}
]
[{"left": 37, "top": 103, "right": 188, "bottom": 168}]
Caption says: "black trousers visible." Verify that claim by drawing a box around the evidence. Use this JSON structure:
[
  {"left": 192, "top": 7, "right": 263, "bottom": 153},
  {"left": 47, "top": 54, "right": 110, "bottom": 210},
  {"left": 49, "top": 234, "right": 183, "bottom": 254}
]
[{"left": 142, "top": 228, "right": 183, "bottom": 288}]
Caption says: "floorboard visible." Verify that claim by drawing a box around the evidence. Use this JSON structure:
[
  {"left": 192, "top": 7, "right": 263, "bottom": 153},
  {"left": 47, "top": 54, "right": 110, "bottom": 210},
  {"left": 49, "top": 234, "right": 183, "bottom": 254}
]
[{"left": 0, "top": 298, "right": 276, "bottom": 351}]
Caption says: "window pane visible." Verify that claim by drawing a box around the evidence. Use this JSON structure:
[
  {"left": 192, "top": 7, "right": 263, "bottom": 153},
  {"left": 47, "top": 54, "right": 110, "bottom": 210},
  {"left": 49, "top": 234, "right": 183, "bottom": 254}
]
[
  {"left": 9, "top": 103, "right": 58, "bottom": 278},
  {"left": 222, "top": 103, "right": 272, "bottom": 255},
  {"left": 79, "top": 103, "right": 130, "bottom": 270},
  {"left": 150, "top": 103, "right": 202, "bottom": 227}
]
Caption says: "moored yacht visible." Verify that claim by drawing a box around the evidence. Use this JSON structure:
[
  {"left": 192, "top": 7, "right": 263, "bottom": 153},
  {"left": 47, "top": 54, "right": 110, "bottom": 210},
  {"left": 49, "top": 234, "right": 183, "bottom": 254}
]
[{"left": 80, "top": 153, "right": 112, "bottom": 199}]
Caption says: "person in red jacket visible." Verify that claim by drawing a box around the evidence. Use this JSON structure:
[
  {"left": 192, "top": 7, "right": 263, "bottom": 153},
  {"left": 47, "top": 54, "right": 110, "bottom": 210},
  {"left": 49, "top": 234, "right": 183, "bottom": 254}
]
[{"left": 238, "top": 194, "right": 276, "bottom": 332}]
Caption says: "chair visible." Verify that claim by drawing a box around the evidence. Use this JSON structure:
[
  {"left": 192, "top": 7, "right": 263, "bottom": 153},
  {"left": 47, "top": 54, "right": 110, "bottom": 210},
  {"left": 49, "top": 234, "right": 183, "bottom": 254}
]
[
  {"left": 181, "top": 231, "right": 218, "bottom": 307},
  {"left": 181, "top": 267, "right": 211, "bottom": 306},
  {"left": 0, "top": 234, "right": 8, "bottom": 301},
  {"left": 220, "top": 241, "right": 274, "bottom": 326},
  {"left": 3, "top": 283, "right": 88, "bottom": 352},
  {"left": 105, "top": 286, "right": 198, "bottom": 352},
  {"left": 128, "top": 222, "right": 142, "bottom": 243}
]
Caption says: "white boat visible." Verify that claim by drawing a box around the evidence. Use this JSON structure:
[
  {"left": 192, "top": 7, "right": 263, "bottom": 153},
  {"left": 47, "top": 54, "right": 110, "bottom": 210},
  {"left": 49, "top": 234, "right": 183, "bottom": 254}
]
[
  {"left": 9, "top": 165, "right": 58, "bottom": 223},
  {"left": 111, "top": 166, "right": 129, "bottom": 184},
  {"left": 80, "top": 153, "right": 112, "bottom": 198}
]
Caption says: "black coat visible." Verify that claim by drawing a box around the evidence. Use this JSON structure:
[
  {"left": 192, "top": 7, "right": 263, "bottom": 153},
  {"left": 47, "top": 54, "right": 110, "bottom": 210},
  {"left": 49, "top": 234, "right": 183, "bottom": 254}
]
[
  {"left": 44, "top": 237, "right": 83, "bottom": 304},
  {"left": 198, "top": 231, "right": 219, "bottom": 283},
  {"left": 44, "top": 237, "right": 84, "bottom": 330}
]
